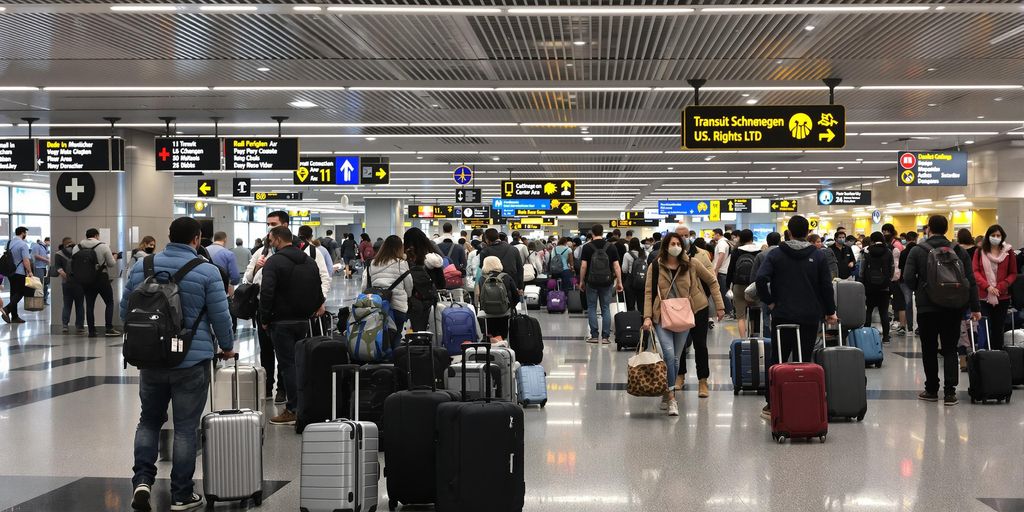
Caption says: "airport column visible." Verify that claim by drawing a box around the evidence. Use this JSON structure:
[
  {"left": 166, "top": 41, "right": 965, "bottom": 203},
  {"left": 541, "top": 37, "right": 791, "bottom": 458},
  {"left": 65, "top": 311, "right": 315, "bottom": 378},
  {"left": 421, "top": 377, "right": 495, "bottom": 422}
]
[
  {"left": 997, "top": 199, "right": 1024, "bottom": 246},
  {"left": 209, "top": 203, "right": 234, "bottom": 240},
  {"left": 48, "top": 130, "right": 174, "bottom": 333},
  {"left": 363, "top": 199, "right": 402, "bottom": 241}
]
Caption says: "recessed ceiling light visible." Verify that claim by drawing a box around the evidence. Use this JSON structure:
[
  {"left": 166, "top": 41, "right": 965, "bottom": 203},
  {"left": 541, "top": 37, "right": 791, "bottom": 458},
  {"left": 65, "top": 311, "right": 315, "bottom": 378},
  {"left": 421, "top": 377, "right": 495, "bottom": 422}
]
[
  {"left": 491, "top": 156, "right": 500, "bottom": 161},
  {"left": 365, "top": 137, "right": 377, "bottom": 141},
  {"left": 667, "top": 167, "right": 674, "bottom": 170},
  {"left": 572, "top": 41, "right": 587, "bottom": 46},
  {"left": 175, "top": 131, "right": 184, "bottom": 135},
  {"left": 837, "top": 166, "right": 844, "bottom": 170},
  {"left": 881, "top": 141, "right": 889, "bottom": 145},
  {"left": 582, "top": 137, "right": 593, "bottom": 141},
  {"left": 926, "top": 67, "right": 937, "bottom": 72},
  {"left": 566, "top": 63, "right": 574, "bottom": 67},
  {"left": 776, "top": 60, "right": 784, "bottom": 65},
  {"left": 804, "top": 25, "right": 815, "bottom": 31},
  {"left": 110, "top": 5, "right": 178, "bottom": 11},
  {"left": 995, "top": 97, "right": 1004, "bottom": 101},
  {"left": 580, "top": 126, "right": 590, "bottom": 131},
  {"left": 256, "top": 67, "right": 270, "bottom": 72},
  {"left": 934, "top": 6, "right": 945, "bottom": 10},
  {"left": 431, "top": 104, "right": 440, "bottom": 108},
  {"left": 741, "top": 93, "right": 750, "bottom": 97},
  {"left": 416, "top": 156, "right": 424, "bottom": 160},
  {"left": 745, "top": 99, "right": 759, "bottom": 105},
  {"left": 927, "top": 103, "right": 938, "bottom": 107},
  {"left": 289, "top": 100, "right": 318, "bottom": 108},
  {"left": 977, "top": 115, "right": 985, "bottom": 119}
]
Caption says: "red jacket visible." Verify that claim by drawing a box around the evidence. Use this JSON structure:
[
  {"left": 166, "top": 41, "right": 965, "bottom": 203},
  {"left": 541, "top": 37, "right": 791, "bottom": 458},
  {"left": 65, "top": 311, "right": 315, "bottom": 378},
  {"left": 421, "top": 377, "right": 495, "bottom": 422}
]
[{"left": 972, "top": 247, "right": 1017, "bottom": 302}]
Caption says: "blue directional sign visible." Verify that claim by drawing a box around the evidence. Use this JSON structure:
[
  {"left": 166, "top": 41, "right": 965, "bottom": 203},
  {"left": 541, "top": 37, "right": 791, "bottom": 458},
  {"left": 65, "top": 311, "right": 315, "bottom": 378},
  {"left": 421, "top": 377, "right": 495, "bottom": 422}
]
[
  {"left": 493, "top": 198, "right": 550, "bottom": 216},
  {"left": 658, "top": 200, "right": 711, "bottom": 216},
  {"left": 336, "top": 155, "right": 361, "bottom": 185},
  {"left": 453, "top": 166, "right": 473, "bottom": 186},
  {"left": 818, "top": 190, "right": 835, "bottom": 206}
]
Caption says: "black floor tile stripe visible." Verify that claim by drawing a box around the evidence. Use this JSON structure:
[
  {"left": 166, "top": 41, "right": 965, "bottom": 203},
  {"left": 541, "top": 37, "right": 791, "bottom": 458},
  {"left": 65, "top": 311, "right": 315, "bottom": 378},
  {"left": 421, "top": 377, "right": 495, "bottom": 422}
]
[
  {"left": 0, "top": 376, "right": 139, "bottom": 412},
  {"left": 0, "top": 344, "right": 54, "bottom": 355},
  {"left": 10, "top": 356, "right": 99, "bottom": 371},
  {"left": 978, "top": 498, "right": 1024, "bottom": 512},
  {"left": 1, "top": 477, "right": 290, "bottom": 512}
]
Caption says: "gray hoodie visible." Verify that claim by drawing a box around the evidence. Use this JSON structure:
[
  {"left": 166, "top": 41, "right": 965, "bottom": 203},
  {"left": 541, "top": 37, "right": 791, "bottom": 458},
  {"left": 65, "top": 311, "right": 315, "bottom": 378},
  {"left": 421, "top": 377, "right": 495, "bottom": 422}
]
[{"left": 72, "top": 238, "right": 118, "bottom": 281}]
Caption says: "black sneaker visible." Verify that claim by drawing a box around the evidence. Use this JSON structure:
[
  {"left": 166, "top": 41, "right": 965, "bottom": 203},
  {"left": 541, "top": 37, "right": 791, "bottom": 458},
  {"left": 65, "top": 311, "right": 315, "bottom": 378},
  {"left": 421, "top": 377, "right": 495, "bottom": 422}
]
[
  {"left": 170, "top": 493, "right": 204, "bottom": 511},
  {"left": 131, "top": 483, "right": 151, "bottom": 511},
  {"left": 105, "top": 328, "right": 123, "bottom": 337},
  {"left": 944, "top": 393, "right": 959, "bottom": 406},
  {"left": 918, "top": 391, "right": 939, "bottom": 402}
]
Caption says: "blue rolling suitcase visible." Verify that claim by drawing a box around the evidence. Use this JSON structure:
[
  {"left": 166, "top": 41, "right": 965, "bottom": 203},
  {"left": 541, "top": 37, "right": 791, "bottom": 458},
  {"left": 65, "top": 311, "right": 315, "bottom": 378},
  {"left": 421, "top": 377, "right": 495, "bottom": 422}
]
[
  {"left": 848, "top": 327, "right": 884, "bottom": 368},
  {"left": 516, "top": 364, "right": 547, "bottom": 408},
  {"left": 729, "top": 338, "right": 772, "bottom": 395}
]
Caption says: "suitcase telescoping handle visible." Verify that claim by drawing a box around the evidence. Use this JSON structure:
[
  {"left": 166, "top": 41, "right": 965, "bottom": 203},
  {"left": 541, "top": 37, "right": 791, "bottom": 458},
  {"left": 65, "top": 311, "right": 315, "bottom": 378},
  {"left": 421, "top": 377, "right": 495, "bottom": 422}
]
[
  {"left": 331, "top": 364, "right": 363, "bottom": 421},
  {"left": 208, "top": 353, "right": 242, "bottom": 412},
  {"left": 403, "top": 334, "right": 438, "bottom": 392},
  {"left": 775, "top": 324, "right": 804, "bottom": 363},
  {"left": 308, "top": 312, "right": 334, "bottom": 338},
  {"left": 822, "top": 320, "right": 845, "bottom": 347},
  {"left": 460, "top": 342, "right": 493, "bottom": 403},
  {"left": 969, "top": 318, "right": 990, "bottom": 353}
]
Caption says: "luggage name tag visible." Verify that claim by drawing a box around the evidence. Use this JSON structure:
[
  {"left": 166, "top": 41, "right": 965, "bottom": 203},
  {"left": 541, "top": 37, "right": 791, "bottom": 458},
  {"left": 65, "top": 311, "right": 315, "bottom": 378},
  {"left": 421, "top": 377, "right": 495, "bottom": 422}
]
[{"left": 171, "top": 337, "right": 184, "bottom": 352}]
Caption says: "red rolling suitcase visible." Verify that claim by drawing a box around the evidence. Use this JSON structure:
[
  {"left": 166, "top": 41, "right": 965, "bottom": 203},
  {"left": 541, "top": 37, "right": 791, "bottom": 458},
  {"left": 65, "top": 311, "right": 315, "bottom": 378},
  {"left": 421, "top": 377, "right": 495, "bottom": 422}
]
[{"left": 769, "top": 324, "right": 828, "bottom": 443}]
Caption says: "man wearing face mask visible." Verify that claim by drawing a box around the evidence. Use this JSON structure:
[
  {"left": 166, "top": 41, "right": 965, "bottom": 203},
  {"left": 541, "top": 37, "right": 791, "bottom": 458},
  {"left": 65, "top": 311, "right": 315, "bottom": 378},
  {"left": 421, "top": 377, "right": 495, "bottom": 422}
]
[
  {"left": 52, "top": 237, "right": 85, "bottom": 334},
  {"left": 1, "top": 227, "right": 33, "bottom": 324},
  {"left": 830, "top": 231, "right": 856, "bottom": 280}
]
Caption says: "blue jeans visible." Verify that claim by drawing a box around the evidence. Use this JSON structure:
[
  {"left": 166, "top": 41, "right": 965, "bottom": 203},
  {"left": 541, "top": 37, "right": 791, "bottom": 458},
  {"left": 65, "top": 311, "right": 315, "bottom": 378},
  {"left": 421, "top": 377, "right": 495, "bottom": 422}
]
[
  {"left": 133, "top": 364, "right": 210, "bottom": 502},
  {"left": 585, "top": 285, "right": 614, "bottom": 339},
  {"left": 717, "top": 273, "right": 734, "bottom": 315},
  {"left": 559, "top": 269, "right": 574, "bottom": 293},
  {"left": 391, "top": 309, "right": 408, "bottom": 349},
  {"left": 654, "top": 323, "right": 690, "bottom": 391},
  {"left": 270, "top": 321, "right": 309, "bottom": 412}
]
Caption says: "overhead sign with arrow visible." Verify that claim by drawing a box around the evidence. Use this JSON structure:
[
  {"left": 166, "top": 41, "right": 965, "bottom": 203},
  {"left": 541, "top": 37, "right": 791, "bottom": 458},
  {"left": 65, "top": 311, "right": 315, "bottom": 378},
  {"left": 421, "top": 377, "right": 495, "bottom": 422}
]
[
  {"left": 501, "top": 179, "right": 575, "bottom": 199},
  {"left": 197, "top": 179, "right": 216, "bottom": 198},
  {"left": 770, "top": 199, "right": 799, "bottom": 213},
  {"left": 361, "top": 157, "right": 390, "bottom": 185},
  {"left": 682, "top": 105, "right": 845, "bottom": 150},
  {"left": 335, "top": 155, "right": 360, "bottom": 185},
  {"left": 611, "top": 219, "right": 659, "bottom": 228},
  {"left": 254, "top": 191, "right": 303, "bottom": 201},
  {"left": 725, "top": 198, "right": 751, "bottom": 213},
  {"left": 492, "top": 198, "right": 577, "bottom": 217},
  {"left": 455, "top": 187, "right": 482, "bottom": 204},
  {"left": 294, "top": 156, "right": 337, "bottom": 185},
  {"left": 658, "top": 200, "right": 710, "bottom": 216},
  {"left": 232, "top": 178, "right": 251, "bottom": 197},
  {"left": 408, "top": 205, "right": 458, "bottom": 219}
]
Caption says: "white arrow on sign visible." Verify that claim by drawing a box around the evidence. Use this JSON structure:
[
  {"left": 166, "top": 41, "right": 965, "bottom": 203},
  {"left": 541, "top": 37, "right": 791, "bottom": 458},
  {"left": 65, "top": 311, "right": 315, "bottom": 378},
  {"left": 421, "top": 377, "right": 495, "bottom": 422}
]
[
  {"left": 457, "top": 190, "right": 464, "bottom": 201},
  {"left": 237, "top": 181, "right": 248, "bottom": 193},
  {"left": 340, "top": 159, "right": 354, "bottom": 182}
]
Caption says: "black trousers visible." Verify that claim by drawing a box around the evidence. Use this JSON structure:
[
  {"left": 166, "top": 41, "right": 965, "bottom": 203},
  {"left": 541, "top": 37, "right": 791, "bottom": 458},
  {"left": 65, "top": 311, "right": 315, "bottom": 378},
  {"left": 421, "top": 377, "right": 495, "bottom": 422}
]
[
  {"left": 623, "top": 286, "right": 642, "bottom": 312},
  {"left": 3, "top": 273, "right": 26, "bottom": 318},
  {"left": 255, "top": 311, "right": 281, "bottom": 395},
  {"left": 83, "top": 279, "right": 114, "bottom": 332},
  {"left": 980, "top": 300, "right": 1010, "bottom": 350},
  {"left": 917, "top": 310, "right": 961, "bottom": 394},
  {"left": 680, "top": 307, "right": 711, "bottom": 380},
  {"left": 866, "top": 292, "right": 892, "bottom": 341}
]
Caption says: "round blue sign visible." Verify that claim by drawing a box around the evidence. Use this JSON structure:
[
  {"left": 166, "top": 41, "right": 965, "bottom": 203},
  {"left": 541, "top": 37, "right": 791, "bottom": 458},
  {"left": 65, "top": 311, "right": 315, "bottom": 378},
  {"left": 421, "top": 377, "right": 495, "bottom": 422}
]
[
  {"left": 453, "top": 166, "right": 473, "bottom": 186},
  {"left": 817, "top": 189, "right": 834, "bottom": 206},
  {"left": 872, "top": 210, "right": 882, "bottom": 224}
]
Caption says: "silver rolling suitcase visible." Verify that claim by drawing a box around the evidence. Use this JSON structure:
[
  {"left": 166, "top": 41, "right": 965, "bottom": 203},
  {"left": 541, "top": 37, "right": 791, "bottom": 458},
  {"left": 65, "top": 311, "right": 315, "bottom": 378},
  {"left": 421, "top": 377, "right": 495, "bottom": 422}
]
[
  {"left": 465, "top": 345, "right": 519, "bottom": 403},
  {"left": 201, "top": 355, "right": 265, "bottom": 507},
  {"left": 300, "top": 365, "right": 380, "bottom": 512},
  {"left": 213, "top": 362, "right": 267, "bottom": 414}
]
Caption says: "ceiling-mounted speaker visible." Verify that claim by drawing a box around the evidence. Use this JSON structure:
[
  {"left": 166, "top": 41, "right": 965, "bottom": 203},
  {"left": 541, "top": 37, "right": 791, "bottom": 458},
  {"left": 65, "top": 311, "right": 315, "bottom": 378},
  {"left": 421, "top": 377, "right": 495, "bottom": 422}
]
[{"left": 340, "top": 195, "right": 350, "bottom": 207}]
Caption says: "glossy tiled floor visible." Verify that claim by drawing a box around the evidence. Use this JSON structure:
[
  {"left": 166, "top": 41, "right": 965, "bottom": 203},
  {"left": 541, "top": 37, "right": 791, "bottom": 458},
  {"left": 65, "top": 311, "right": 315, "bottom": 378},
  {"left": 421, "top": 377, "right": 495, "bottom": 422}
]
[{"left": 1, "top": 275, "right": 1023, "bottom": 511}]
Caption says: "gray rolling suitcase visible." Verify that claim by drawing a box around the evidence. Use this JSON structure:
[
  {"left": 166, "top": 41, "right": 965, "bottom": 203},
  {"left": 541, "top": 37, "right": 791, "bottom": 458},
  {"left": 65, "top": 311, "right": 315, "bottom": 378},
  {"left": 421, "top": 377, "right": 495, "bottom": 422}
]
[
  {"left": 465, "top": 345, "right": 519, "bottom": 403},
  {"left": 447, "top": 361, "right": 501, "bottom": 401},
  {"left": 201, "top": 355, "right": 265, "bottom": 507},
  {"left": 834, "top": 280, "right": 866, "bottom": 329},
  {"left": 812, "top": 323, "right": 867, "bottom": 421},
  {"left": 300, "top": 365, "right": 380, "bottom": 512}
]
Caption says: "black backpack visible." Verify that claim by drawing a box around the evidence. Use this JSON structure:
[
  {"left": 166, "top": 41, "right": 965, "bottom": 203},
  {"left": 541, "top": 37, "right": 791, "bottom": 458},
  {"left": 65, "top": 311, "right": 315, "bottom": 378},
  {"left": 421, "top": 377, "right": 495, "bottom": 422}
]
[
  {"left": 732, "top": 251, "right": 758, "bottom": 286},
  {"left": 630, "top": 253, "right": 648, "bottom": 292},
  {"left": 0, "top": 240, "right": 16, "bottom": 277},
  {"left": 410, "top": 265, "right": 440, "bottom": 303},
  {"left": 230, "top": 283, "right": 260, "bottom": 320},
  {"left": 863, "top": 251, "right": 889, "bottom": 289},
  {"left": 123, "top": 256, "right": 207, "bottom": 369},
  {"left": 288, "top": 249, "right": 327, "bottom": 318},
  {"left": 586, "top": 241, "right": 614, "bottom": 288},
  {"left": 71, "top": 243, "right": 104, "bottom": 286},
  {"left": 920, "top": 241, "right": 970, "bottom": 309}
]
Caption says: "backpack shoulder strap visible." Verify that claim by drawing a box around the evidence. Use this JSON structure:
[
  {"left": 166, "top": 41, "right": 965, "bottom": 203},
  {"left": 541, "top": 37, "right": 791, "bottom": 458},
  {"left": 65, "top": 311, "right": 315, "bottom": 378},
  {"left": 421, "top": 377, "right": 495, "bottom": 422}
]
[
  {"left": 387, "top": 268, "right": 412, "bottom": 292},
  {"left": 308, "top": 244, "right": 317, "bottom": 259},
  {"left": 142, "top": 254, "right": 156, "bottom": 278},
  {"left": 444, "top": 243, "right": 456, "bottom": 259},
  {"left": 171, "top": 257, "right": 207, "bottom": 283}
]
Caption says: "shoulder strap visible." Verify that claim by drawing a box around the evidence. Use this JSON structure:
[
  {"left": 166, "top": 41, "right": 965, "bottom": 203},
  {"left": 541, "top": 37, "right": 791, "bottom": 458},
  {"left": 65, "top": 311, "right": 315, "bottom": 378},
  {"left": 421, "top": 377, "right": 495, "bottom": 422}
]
[
  {"left": 387, "top": 268, "right": 412, "bottom": 292},
  {"left": 171, "top": 257, "right": 207, "bottom": 283},
  {"left": 308, "top": 244, "right": 317, "bottom": 259},
  {"left": 444, "top": 243, "right": 456, "bottom": 259},
  {"left": 143, "top": 254, "right": 156, "bottom": 278}
]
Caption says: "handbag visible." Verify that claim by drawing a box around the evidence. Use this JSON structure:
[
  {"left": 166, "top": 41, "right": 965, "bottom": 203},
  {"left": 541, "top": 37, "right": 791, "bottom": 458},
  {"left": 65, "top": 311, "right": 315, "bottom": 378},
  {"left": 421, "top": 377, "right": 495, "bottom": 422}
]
[
  {"left": 656, "top": 266, "right": 695, "bottom": 333},
  {"left": 627, "top": 330, "right": 668, "bottom": 397}
]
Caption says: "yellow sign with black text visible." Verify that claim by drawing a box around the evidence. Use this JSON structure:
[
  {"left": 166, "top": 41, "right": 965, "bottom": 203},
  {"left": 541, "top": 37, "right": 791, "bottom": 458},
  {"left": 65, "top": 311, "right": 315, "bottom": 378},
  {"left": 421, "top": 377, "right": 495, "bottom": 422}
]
[
  {"left": 709, "top": 200, "right": 721, "bottom": 222},
  {"left": 770, "top": 199, "right": 799, "bottom": 213}
]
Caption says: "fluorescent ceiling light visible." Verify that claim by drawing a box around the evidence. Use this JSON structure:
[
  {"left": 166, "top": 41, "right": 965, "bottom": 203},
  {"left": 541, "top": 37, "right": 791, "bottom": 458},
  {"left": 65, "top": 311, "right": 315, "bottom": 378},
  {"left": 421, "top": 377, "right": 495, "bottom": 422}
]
[
  {"left": 256, "top": 67, "right": 271, "bottom": 72},
  {"left": 745, "top": 99, "right": 759, "bottom": 105},
  {"left": 989, "top": 25, "right": 1024, "bottom": 45},
  {"left": 945, "top": 194, "right": 965, "bottom": 200},
  {"left": 913, "top": 199, "right": 933, "bottom": 204},
  {"left": 859, "top": 85, "right": 1022, "bottom": 90},
  {"left": 292, "top": 6, "right": 323, "bottom": 11},
  {"left": 507, "top": 7, "right": 695, "bottom": 14},
  {"left": 288, "top": 100, "right": 318, "bottom": 108},
  {"left": 856, "top": 132, "right": 999, "bottom": 136},
  {"left": 199, "top": 5, "right": 259, "bottom": 11},
  {"left": 110, "top": 5, "right": 178, "bottom": 11},
  {"left": 349, "top": 86, "right": 494, "bottom": 91},
  {"left": 326, "top": 6, "right": 501, "bottom": 13},
  {"left": 0, "top": 86, "right": 40, "bottom": 91},
  {"left": 43, "top": 86, "right": 209, "bottom": 91},
  {"left": 496, "top": 87, "right": 651, "bottom": 92},
  {"left": 213, "top": 86, "right": 347, "bottom": 91},
  {"left": 701, "top": 5, "right": 931, "bottom": 12},
  {"left": 804, "top": 25, "right": 815, "bottom": 31}
]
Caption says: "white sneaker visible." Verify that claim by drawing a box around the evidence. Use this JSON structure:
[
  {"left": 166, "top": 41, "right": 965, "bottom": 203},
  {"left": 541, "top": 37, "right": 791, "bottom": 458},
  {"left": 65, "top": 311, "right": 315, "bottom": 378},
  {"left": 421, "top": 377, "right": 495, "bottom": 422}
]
[
  {"left": 659, "top": 396, "right": 670, "bottom": 411},
  {"left": 600, "top": 338, "right": 611, "bottom": 345},
  {"left": 667, "top": 400, "right": 679, "bottom": 416},
  {"left": 585, "top": 337, "right": 600, "bottom": 344}
]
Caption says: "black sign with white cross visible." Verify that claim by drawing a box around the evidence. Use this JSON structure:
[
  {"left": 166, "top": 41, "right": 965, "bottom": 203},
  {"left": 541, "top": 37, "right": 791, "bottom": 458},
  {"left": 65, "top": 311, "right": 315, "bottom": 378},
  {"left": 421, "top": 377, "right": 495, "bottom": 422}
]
[
  {"left": 55, "top": 172, "right": 96, "bottom": 212},
  {"left": 233, "top": 178, "right": 252, "bottom": 197}
]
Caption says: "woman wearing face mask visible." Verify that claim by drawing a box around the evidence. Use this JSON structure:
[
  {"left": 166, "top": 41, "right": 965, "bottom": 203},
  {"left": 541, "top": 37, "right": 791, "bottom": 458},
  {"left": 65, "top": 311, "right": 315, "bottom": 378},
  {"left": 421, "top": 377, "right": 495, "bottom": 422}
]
[
  {"left": 127, "top": 236, "right": 157, "bottom": 272},
  {"left": 52, "top": 237, "right": 86, "bottom": 334},
  {"left": 972, "top": 225, "right": 1017, "bottom": 352},
  {"left": 642, "top": 233, "right": 725, "bottom": 416}
]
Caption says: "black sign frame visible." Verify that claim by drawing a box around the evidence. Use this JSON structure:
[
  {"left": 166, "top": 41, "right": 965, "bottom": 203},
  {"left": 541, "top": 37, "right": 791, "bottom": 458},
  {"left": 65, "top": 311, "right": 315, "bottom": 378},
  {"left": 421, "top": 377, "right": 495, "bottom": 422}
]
[
  {"left": 225, "top": 137, "right": 300, "bottom": 171},
  {"left": 455, "top": 188, "right": 482, "bottom": 204},
  {"left": 501, "top": 179, "right": 576, "bottom": 199},
  {"left": 0, "top": 139, "right": 36, "bottom": 172},
  {"left": 361, "top": 157, "right": 390, "bottom": 185},
  {"left": 682, "top": 105, "right": 846, "bottom": 150},
  {"left": 155, "top": 137, "right": 221, "bottom": 172}
]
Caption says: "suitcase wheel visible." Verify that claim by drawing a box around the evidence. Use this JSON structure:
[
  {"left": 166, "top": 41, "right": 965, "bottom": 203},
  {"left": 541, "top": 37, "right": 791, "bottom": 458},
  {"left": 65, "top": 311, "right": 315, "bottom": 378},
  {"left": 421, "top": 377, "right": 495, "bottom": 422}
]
[
  {"left": 819, "top": 435, "right": 827, "bottom": 443},
  {"left": 389, "top": 498, "right": 399, "bottom": 510},
  {"left": 541, "top": 399, "right": 547, "bottom": 408},
  {"left": 733, "top": 389, "right": 739, "bottom": 396},
  {"left": 774, "top": 434, "right": 786, "bottom": 444},
  {"left": 252, "top": 491, "right": 262, "bottom": 506}
]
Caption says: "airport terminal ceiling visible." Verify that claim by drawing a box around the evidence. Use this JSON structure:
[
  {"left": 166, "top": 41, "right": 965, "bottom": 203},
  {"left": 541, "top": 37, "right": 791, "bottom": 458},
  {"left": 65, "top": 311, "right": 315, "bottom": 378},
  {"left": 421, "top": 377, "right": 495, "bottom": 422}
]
[{"left": 0, "top": 1, "right": 1022, "bottom": 212}]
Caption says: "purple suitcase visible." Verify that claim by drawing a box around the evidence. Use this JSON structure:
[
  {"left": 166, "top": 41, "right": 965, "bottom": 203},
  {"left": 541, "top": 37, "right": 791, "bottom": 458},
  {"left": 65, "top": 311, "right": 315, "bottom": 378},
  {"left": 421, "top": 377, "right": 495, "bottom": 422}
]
[{"left": 547, "top": 290, "right": 567, "bottom": 313}]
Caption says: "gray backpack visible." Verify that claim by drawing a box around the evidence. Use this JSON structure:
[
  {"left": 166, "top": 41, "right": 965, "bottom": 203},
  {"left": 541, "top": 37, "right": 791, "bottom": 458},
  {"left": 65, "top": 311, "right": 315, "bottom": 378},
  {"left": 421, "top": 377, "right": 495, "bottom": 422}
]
[
  {"left": 480, "top": 272, "right": 511, "bottom": 316},
  {"left": 548, "top": 247, "right": 566, "bottom": 275}
]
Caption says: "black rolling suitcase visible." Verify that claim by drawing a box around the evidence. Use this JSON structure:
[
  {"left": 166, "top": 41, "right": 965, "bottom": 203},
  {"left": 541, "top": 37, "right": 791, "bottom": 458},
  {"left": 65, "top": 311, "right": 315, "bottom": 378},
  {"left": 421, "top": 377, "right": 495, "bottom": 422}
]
[
  {"left": 614, "top": 310, "right": 642, "bottom": 351},
  {"left": 967, "top": 319, "right": 1013, "bottom": 404},
  {"left": 295, "top": 316, "right": 350, "bottom": 434},
  {"left": 567, "top": 289, "right": 584, "bottom": 314},
  {"left": 436, "top": 344, "right": 525, "bottom": 512},
  {"left": 382, "top": 338, "right": 461, "bottom": 509},
  {"left": 1004, "top": 309, "right": 1024, "bottom": 386},
  {"left": 337, "top": 364, "right": 399, "bottom": 428},
  {"left": 508, "top": 307, "right": 544, "bottom": 365},
  {"left": 393, "top": 331, "right": 450, "bottom": 390}
]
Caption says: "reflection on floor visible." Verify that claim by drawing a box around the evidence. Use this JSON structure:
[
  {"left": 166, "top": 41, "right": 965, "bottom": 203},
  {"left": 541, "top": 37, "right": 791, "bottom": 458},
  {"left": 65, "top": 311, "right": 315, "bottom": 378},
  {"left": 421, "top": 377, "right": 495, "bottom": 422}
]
[{"left": 1, "top": 275, "right": 1022, "bottom": 511}]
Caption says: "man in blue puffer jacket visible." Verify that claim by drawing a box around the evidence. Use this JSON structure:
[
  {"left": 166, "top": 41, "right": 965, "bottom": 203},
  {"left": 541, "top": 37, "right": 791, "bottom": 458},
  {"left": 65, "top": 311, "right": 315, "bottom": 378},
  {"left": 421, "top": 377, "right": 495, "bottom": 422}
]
[{"left": 120, "top": 217, "right": 235, "bottom": 512}]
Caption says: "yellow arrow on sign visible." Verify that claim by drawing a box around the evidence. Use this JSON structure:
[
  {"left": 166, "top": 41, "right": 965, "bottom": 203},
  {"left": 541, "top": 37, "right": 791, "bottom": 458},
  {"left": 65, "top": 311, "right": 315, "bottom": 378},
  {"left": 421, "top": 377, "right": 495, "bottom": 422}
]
[
  {"left": 296, "top": 167, "right": 309, "bottom": 182},
  {"left": 376, "top": 167, "right": 387, "bottom": 179},
  {"left": 199, "top": 182, "right": 212, "bottom": 195},
  {"left": 818, "top": 129, "right": 835, "bottom": 143}
]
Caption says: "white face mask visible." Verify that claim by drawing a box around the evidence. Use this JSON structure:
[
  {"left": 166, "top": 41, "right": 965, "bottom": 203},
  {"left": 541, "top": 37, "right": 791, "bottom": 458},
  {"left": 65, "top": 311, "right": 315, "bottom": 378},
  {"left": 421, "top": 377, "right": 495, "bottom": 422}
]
[
  {"left": 990, "top": 236, "right": 1003, "bottom": 246},
  {"left": 668, "top": 245, "right": 683, "bottom": 257}
]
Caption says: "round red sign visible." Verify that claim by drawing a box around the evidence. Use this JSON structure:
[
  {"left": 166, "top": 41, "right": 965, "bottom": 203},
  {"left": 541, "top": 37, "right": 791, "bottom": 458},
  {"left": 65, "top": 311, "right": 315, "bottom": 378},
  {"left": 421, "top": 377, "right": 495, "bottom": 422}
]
[{"left": 899, "top": 152, "right": 917, "bottom": 170}]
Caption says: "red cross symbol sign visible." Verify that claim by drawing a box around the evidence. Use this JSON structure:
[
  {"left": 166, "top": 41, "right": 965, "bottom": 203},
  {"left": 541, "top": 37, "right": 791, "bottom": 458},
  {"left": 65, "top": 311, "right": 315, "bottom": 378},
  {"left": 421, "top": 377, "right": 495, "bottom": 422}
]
[{"left": 158, "top": 146, "right": 171, "bottom": 161}]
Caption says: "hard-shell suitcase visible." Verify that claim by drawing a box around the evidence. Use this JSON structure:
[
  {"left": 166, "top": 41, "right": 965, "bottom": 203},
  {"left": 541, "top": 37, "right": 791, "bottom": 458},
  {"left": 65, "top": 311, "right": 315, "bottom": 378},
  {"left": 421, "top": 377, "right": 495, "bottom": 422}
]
[
  {"left": 769, "top": 324, "right": 828, "bottom": 443},
  {"left": 1004, "top": 311, "right": 1024, "bottom": 386},
  {"left": 201, "top": 356, "right": 265, "bottom": 507},
  {"left": 834, "top": 280, "right": 866, "bottom": 329},
  {"left": 296, "top": 316, "right": 351, "bottom": 434},
  {"left": 967, "top": 319, "right": 1013, "bottom": 404},
  {"left": 615, "top": 310, "right": 643, "bottom": 351},
  {"left": 567, "top": 289, "right": 584, "bottom": 314},
  {"left": 382, "top": 339, "right": 461, "bottom": 509},
  {"left": 508, "top": 308, "right": 544, "bottom": 365},
  {"left": 300, "top": 366, "right": 380, "bottom": 512},
  {"left": 729, "top": 338, "right": 772, "bottom": 395},
  {"left": 516, "top": 364, "right": 547, "bottom": 407},
  {"left": 546, "top": 290, "right": 567, "bottom": 313},
  {"left": 436, "top": 344, "right": 525, "bottom": 512},
  {"left": 465, "top": 345, "right": 518, "bottom": 403},
  {"left": 213, "top": 362, "right": 267, "bottom": 414},
  {"left": 337, "top": 364, "right": 398, "bottom": 429},
  {"left": 446, "top": 363, "right": 500, "bottom": 401},
  {"left": 524, "top": 285, "right": 541, "bottom": 310},
  {"left": 848, "top": 326, "right": 884, "bottom": 368},
  {"left": 393, "top": 332, "right": 450, "bottom": 391},
  {"left": 812, "top": 323, "right": 867, "bottom": 421}
]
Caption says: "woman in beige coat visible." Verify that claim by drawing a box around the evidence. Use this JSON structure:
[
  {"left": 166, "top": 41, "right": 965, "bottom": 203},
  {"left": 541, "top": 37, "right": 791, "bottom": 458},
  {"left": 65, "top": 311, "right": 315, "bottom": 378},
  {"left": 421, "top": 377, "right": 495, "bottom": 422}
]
[{"left": 643, "top": 233, "right": 725, "bottom": 416}]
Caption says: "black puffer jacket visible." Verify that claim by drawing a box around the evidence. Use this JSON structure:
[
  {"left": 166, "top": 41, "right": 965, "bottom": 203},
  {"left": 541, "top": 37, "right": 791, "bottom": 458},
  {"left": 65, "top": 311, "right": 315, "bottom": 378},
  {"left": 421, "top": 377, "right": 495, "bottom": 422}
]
[{"left": 903, "top": 235, "right": 980, "bottom": 314}]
